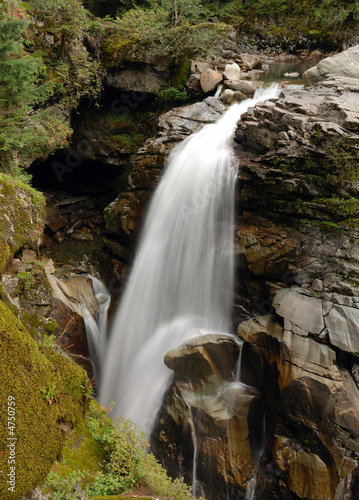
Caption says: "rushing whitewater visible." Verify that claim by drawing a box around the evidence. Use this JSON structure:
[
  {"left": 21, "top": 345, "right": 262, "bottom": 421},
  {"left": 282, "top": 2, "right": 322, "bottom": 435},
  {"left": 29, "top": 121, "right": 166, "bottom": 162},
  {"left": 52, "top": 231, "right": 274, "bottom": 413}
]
[{"left": 100, "top": 84, "right": 281, "bottom": 435}]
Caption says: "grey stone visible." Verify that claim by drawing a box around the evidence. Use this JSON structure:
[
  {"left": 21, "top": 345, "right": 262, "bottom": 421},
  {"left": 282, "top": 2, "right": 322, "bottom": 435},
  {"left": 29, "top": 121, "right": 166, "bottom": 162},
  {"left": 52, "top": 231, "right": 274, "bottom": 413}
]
[
  {"left": 223, "top": 79, "right": 256, "bottom": 95},
  {"left": 241, "top": 53, "right": 262, "bottom": 70},
  {"left": 164, "top": 333, "right": 241, "bottom": 382},
  {"left": 107, "top": 67, "right": 165, "bottom": 93},
  {"left": 303, "top": 45, "right": 359, "bottom": 86},
  {"left": 326, "top": 304, "right": 359, "bottom": 355},
  {"left": 21, "top": 487, "right": 50, "bottom": 500},
  {"left": 220, "top": 89, "right": 247, "bottom": 104},
  {"left": 246, "top": 69, "right": 264, "bottom": 80},
  {"left": 191, "top": 59, "right": 214, "bottom": 74},
  {"left": 273, "top": 288, "right": 324, "bottom": 334},
  {"left": 312, "top": 279, "right": 323, "bottom": 292}
]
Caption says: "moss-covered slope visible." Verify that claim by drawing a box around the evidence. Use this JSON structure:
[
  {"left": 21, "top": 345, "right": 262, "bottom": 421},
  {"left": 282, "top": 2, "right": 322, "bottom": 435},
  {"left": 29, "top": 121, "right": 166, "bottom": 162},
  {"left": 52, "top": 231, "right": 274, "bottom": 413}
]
[{"left": 0, "top": 299, "right": 89, "bottom": 499}]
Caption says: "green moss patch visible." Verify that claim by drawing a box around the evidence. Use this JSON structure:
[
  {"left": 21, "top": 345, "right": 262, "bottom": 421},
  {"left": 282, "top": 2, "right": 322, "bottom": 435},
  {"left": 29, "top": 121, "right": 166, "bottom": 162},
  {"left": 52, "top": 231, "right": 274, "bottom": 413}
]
[
  {"left": 52, "top": 419, "right": 106, "bottom": 478},
  {"left": 0, "top": 174, "right": 45, "bottom": 276},
  {"left": 102, "top": 31, "right": 144, "bottom": 67},
  {"left": 0, "top": 300, "right": 88, "bottom": 499}
]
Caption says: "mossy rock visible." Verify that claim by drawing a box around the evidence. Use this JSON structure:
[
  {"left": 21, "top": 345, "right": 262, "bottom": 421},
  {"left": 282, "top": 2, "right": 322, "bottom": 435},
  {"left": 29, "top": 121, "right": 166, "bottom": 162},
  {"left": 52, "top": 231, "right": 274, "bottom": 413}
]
[
  {"left": 51, "top": 418, "right": 106, "bottom": 479},
  {"left": 0, "top": 299, "right": 88, "bottom": 499},
  {"left": 102, "top": 30, "right": 147, "bottom": 68},
  {"left": 0, "top": 174, "right": 45, "bottom": 276}
]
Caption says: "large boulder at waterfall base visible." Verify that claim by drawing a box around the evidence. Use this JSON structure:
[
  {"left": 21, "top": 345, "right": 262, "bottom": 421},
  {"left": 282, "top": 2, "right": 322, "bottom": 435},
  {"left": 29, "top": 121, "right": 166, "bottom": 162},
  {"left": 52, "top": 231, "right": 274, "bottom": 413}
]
[
  {"left": 303, "top": 45, "right": 359, "bottom": 85},
  {"left": 153, "top": 334, "right": 260, "bottom": 499},
  {"left": 164, "top": 333, "right": 241, "bottom": 382}
]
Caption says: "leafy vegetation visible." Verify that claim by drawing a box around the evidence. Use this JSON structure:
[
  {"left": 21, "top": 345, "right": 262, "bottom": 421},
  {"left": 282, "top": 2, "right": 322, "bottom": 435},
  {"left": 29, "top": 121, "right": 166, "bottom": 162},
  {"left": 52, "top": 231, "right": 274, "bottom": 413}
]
[
  {"left": 102, "top": 0, "right": 227, "bottom": 64},
  {"left": 0, "top": 3, "right": 54, "bottom": 170},
  {"left": 0, "top": 0, "right": 101, "bottom": 172},
  {"left": 219, "top": 0, "right": 359, "bottom": 49},
  {"left": 155, "top": 85, "right": 188, "bottom": 105},
  {"left": 17, "top": 270, "right": 36, "bottom": 292},
  {"left": 44, "top": 400, "right": 203, "bottom": 499}
]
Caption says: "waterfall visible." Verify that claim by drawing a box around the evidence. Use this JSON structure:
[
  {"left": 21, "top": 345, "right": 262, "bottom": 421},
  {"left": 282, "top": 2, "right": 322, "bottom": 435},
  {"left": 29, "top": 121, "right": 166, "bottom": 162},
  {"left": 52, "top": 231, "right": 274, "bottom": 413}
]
[
  {"left": 100, "top": 84, "right": 281, "bottom": 436},
  {"left": 188, "top": 405, "right": 204, "bottom": 498},
  {"left": 90, "top": 275, "right": 111, "bottom": 363},
  {"left": 244, "top": 475, "right": 257, "bottom": 500},
  {"left": 83, "top": 276, "right": 111, "bottom": 383}
]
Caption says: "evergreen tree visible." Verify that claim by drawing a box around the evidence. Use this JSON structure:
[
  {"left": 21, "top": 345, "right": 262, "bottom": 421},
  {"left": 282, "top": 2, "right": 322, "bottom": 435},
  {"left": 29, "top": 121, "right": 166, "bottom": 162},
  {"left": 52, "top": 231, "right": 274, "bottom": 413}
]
[
  {"left": 0, "top": 6, "right": 53, "bottom": 171},
  {"left": 0, "top": 18, "right": 39, "bottom": 107}
]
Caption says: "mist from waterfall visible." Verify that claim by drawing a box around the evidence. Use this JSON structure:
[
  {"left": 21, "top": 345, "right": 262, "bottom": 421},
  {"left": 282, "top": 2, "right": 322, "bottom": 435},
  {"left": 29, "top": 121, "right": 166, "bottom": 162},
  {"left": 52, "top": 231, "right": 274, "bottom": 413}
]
[{"left": 100, "top": 84, "right": 281, "bottom": 436}]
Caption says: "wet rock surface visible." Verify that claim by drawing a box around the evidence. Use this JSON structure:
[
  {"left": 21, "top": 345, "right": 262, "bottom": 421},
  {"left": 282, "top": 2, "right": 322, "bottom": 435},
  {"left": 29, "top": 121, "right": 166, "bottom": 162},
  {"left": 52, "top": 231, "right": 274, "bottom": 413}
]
[
  {"left": 236, "top": 76, "right": 359, "bottom": 221},
  {"left": 231, "top": 74, "right": 359, "bottom": 499},
  {"left": 41, "top": 191, "right": 105, "bottom": 253},
  {"left": 152, "top": 334, "right": 260, "bottom": 500},
  {"left": 238, "top": 307, "right": 359, "bottom": 500}
]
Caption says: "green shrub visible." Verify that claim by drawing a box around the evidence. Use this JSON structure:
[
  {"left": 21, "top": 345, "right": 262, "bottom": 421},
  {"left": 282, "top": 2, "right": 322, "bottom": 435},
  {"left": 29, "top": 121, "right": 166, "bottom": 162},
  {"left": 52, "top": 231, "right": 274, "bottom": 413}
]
[
  {"left": 44, "top": 470, "right": 90, "bottom": 500},
  {"left": 155, "top": 85, "right": 188, "bottom": 105},
  {"left": 44, "top": 400, "right": 203, "bottom": 499}
]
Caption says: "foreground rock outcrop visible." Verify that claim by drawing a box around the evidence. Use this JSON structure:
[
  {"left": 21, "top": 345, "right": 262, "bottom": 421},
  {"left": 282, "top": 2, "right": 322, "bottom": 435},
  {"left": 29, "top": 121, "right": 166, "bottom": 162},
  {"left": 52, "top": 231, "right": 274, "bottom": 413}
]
[
  {"left": 151, "top": 334, "right": 261, "bottom": 499},
  {"left": 0, "top": 176, "right": 96, "bottom": 499}
]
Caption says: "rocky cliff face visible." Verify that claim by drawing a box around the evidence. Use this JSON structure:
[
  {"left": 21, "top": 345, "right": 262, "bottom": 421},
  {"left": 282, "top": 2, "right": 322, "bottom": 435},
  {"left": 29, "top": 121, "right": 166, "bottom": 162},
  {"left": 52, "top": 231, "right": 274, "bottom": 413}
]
[
  {"left": 102, "top": 66, "right": 359, "bottom": 498},
  {"left": 231, "top": 74, "right": 359, "bottom": 499}
]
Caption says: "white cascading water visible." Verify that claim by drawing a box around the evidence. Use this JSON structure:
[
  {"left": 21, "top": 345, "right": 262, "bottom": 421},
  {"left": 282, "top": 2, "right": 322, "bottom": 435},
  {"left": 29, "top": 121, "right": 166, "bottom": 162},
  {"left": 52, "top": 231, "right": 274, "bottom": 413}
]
[
  {"left": 91, "top": 275, "right": 111, "bottom": 360},
  {"left": 100, "top": 84, "right": 281, "bottom": 436},
  {"left": 83, "top": 276, "right": 111, "bottom": 383}
]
